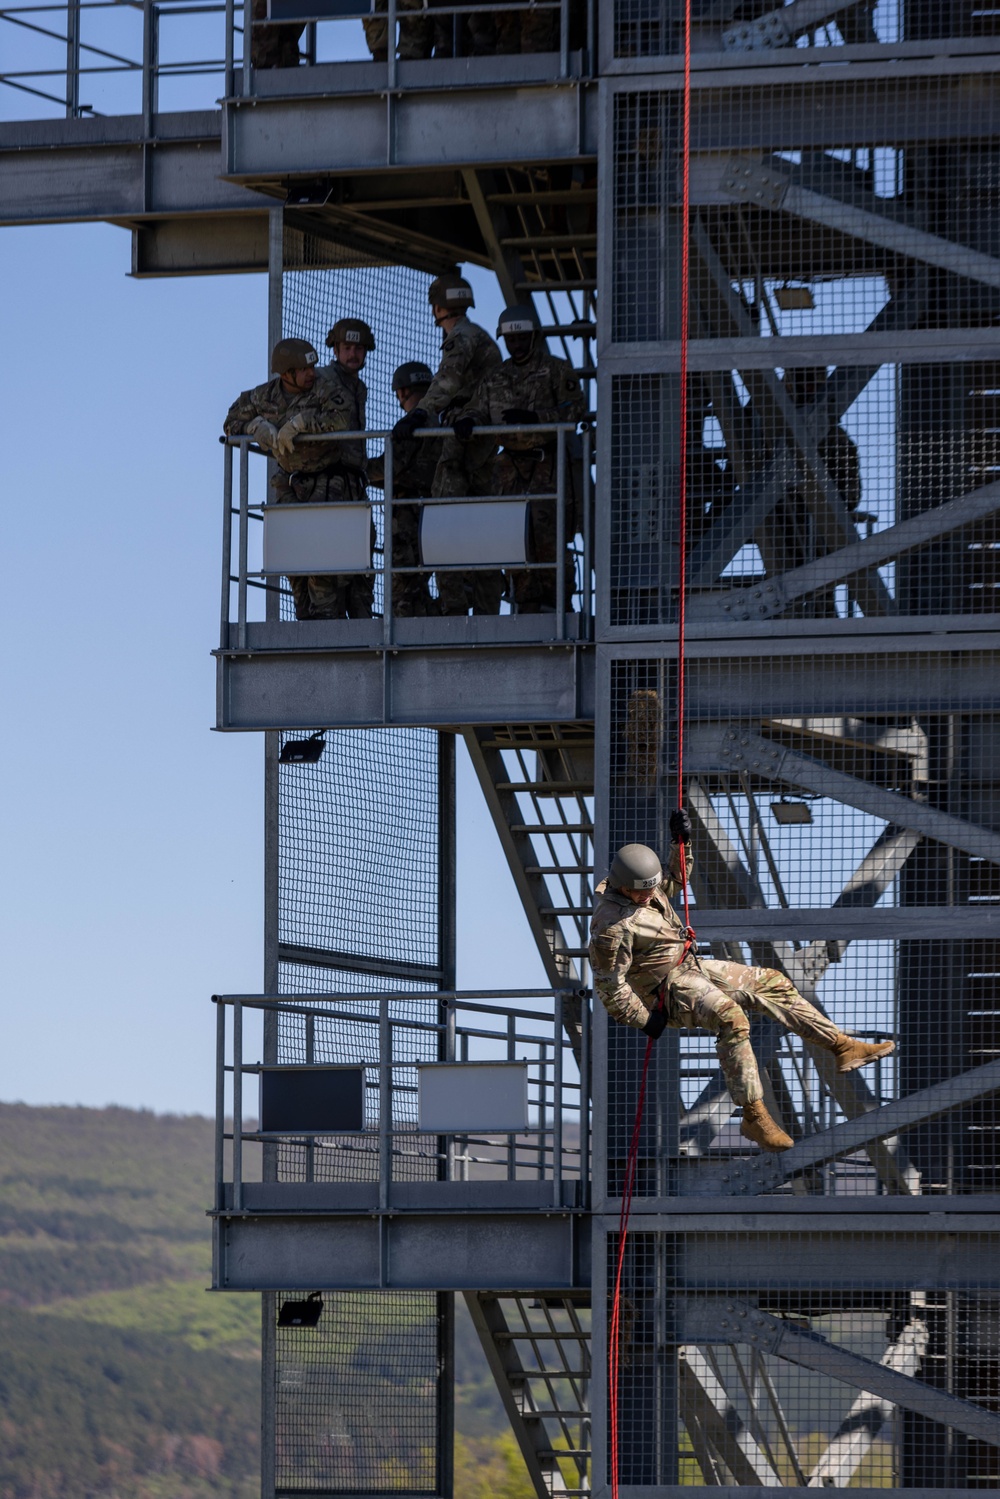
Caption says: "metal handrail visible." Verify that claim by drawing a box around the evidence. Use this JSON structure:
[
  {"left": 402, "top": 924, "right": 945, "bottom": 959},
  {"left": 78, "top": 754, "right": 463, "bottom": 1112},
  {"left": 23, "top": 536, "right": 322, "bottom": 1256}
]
[
  {"left": 220, "top": 421, "right": 595, "bottom": 647},
  {"left": 1, "top": 0, "right": 584, "bottom": 121},
  {"left": 214, "top": 988, "right": 592, "bottom": 1213}
]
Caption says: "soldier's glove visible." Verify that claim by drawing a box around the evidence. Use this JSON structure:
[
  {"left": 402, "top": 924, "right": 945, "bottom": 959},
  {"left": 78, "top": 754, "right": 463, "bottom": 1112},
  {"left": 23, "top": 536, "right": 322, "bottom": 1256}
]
[
  {"left": 274, "top": 412, "right": 311, "bottom": 461},
  {"left": 245, "top": 417, "right": 279, "bottom": 452},
  {"left": 643, "top": 1007, "right": 668, "bottom": 1041},
  {"left": 503, "top": 408, "right": 539, "bottom": 425},
  {"left": 392, "top": 407, "right": 427, "bottom": 441},
  {"left": 452, "top": 414, "right": 477, "bottom": 442},
  {"left": 669, "top": 808, "right": 693, "bottom": 845}
]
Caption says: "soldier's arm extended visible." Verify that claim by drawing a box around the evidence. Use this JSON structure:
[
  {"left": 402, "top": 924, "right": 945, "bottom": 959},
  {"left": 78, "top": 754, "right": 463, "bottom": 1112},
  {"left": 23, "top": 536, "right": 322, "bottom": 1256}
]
[
  {"left": 662, "top": 839, "right": 694, "bottom": 898},
  {"left": 589, "top": 919, "right": 650, "bottom": 1029}
]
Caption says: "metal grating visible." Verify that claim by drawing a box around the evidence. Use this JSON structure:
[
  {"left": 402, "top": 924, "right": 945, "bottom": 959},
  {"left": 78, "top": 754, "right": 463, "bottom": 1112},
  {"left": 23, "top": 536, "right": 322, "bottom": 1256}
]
[{"left": 274, "top": 1291, "right": 447, "bottom": 1494}]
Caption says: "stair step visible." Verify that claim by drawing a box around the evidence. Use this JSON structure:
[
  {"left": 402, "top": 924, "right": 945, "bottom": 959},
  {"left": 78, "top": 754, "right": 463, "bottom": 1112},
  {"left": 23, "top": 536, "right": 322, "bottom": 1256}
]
[
  {"left": 517, "top": 279, "right": 597, "bottom": 292},
  {"left": 496, "top": 1330, "right": 591, "bottom": 1341},
  {"left": 526, "top": 865, "right": 590, "bottom": 875},
  {"left": 496, "top": 781, "right": 593, "bottom": 793},
  {"left": 502, "top": 233, "right": 598, "bottom": 248},
  {"left": 488, "top": 189, "right": 598, "bottom": 205},
  {"left": 511, "top": 824, "right": 593, "bottom": 834},
  {"left": 539, "top": 907, "right": 590, "bottom": 917}
]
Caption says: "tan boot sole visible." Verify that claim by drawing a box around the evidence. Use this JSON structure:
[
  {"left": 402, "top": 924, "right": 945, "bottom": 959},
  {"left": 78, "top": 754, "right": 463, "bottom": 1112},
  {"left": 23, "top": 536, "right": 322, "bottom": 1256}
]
[
  {"left": 836, "top": 1040, "right": 895, "bottom": 1074},
  {"left": 740, "top": 1121, "right": 793, "bottom": 1153}
]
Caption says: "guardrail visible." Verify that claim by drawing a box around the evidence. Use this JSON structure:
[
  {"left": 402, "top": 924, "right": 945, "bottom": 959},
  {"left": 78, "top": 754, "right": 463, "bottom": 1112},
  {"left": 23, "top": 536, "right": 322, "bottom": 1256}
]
[
  {"left": 220, "top": 421, "right": 594, "bottom": 648},
  {"left": 214, "top": 988, "right": 591, "bottom": 1212},
  {"left": 0, "top": 0, "right": 590, "bottom": 121}
]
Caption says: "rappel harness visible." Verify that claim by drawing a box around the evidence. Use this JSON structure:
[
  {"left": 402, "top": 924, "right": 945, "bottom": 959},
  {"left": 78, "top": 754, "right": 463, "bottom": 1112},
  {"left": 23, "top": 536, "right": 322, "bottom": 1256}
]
[{"left": 608, "top": 0, "right": 694, "bottom": 1486}]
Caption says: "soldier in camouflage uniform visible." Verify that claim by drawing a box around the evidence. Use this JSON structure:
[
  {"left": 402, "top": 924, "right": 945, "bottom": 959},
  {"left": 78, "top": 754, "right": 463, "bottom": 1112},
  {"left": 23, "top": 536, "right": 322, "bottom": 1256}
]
[
  {"left": 224, "top": 332, "right": 373, "bottom": 621},
  {"left": 590, "top": 821, "right": 895, "bottom": 1152},
  {"left": 458, "top": 303, "right": 584, "bottom": 613},
  {"left": 393, "top": 274, "right": 504, "bottom": 614},
  {"left": 367, "top": 361, "right": 440, "bottom": 617},
  {"left": 363, "top": 0, "right": 443, "bottom": 60},
  {"left": 250, "top": 0, "right": 303, "bottom": 68}
]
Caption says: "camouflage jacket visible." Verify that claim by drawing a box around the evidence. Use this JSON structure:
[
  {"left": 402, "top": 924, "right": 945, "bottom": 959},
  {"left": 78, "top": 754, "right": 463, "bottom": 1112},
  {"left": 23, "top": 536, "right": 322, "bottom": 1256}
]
[
  {"left": 420, "top": 317, "right": 502, "bottom": 419},
  {"left": 368, "top": 428, "right": 443, "bottom": 498},
  {"left": 224, "top": 374, "right": 359, "bottom": 477},
  {"left": 467, "top": 349, "right": 585, "bottom": 453},
  {"left": 589, "top": 844, "right": 694, "bottom": 1029},
  {"left": 316, "top": 361, "right": 368, "bottom": 475}
]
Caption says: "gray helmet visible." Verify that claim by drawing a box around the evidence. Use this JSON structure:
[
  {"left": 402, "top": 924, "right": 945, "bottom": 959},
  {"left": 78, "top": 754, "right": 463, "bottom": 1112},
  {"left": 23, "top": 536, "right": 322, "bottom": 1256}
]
[
  {"left": 271, "top": 337, "right": 319, "bottom": 375},
  {"left": 608, "top": 843, "right": 662, "bottom": 892},
  {"left": 326, "top": 317, "right": 376, "bottom": 351},
  {"left": 428, "top": 274, "right": 474, "bottom": 312},
  {"left": 497, "top": 302, "right": 540, "bottom": 339},
  {"left": 392, "top": 360, "right": 434, "bottom": 392}
]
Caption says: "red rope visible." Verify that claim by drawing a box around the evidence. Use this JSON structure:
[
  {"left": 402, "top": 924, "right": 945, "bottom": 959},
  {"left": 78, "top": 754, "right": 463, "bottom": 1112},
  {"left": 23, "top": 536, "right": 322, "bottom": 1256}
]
[{"left": 608, "top": 0, "right": 693, "bottom": 1486}]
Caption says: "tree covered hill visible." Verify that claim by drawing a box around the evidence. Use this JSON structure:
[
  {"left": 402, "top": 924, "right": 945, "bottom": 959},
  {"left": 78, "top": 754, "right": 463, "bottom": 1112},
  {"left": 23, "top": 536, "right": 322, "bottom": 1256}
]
[{"left": 0, "top": 1102, "right": 523, "bottom": 1499}]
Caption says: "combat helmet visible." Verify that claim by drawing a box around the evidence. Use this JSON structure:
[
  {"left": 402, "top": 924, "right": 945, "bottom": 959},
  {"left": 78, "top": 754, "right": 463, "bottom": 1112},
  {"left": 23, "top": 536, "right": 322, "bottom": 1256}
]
[
  {"left": 497, "top": 303, "right": 540, "bottom": 338},
  {"left": 326, "top": 317, "right": 376, "bottom": 351},
  {"left": 271, "top": 337, "right": 319, "bottom": 375},
  {"left": 608, "top": 843, "right": 662, "bottom": 892},
  {"left": 391, "top": 360, "right": 434, "bottom": 391},
  {"left": 427, "top": 274, "right": 475, "bottom": 312}
]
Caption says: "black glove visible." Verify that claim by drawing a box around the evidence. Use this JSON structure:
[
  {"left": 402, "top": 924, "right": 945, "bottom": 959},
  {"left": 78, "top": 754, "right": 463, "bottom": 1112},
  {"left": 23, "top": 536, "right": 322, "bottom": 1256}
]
[
  {"left": 503, "top": 408, "right": 539, "bottom": 425},
  {"left": 643, "top": 1007, "right": 667, "bottom": 1041},
  {"left": 669, "top": 808, "right": 693, "bottom": 845},
  {"left": 452, "top": 414, "right": 476, "bottom": 442},
  {"left": 392, "top": 407, "right": 427, "bottom": 441}
]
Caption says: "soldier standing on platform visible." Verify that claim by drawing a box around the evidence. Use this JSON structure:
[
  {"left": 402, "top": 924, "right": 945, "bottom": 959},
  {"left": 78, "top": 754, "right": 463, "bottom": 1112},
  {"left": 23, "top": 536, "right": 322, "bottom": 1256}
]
[
  {"left": 224, "top": 334, "right": 373, "bottom": 620},
  {"left": 457, "top": 303, "right": 585, "bottom": 613},
  {"left": 393, "top": 273, "right": 504, "bottom": 614},
  {"left": 367, "top": 361, "right": 440, "bottom": 617},
  {"left": 590, "top": 822, "right": 895, "bottom": 1153}
]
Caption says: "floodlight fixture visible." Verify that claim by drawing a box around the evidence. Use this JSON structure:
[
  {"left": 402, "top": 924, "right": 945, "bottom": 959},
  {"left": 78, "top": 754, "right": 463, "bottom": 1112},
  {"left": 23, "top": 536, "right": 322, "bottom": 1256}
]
[
  {"left": 279, "top": 731, "right": 327, "bottom": 765},
  {"left": 277, "top": 1292, "right": 324, "bottom": 1328},
  {"left": 770, "top": 798, "right": 813, "bottom": 825}
]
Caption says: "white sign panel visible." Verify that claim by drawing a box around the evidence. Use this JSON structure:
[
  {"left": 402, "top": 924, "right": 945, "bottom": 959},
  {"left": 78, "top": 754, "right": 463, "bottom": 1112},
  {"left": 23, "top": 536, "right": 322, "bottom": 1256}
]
[
  {"left": 420, "top": 500, "right": 529, "bottom": 567},
  {"left": 417, "top": 1062, "right": 529, "bottom": 1134},
  {"left": 262, "top": 503, "right": 372, "bottom": 575}
]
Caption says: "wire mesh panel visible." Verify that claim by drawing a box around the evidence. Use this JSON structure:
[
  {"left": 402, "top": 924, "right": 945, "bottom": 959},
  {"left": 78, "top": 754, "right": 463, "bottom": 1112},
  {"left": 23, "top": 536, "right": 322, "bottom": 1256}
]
[
  {"left": 610, "top": 0, "right": 991, "bottom": 59},
  {"left": 604, "top": 79, "right": 1000, "bottom": 630},
  {"left": 274, "top": 1291, "right": 447, "bottom": 1495},
  {"left": 600, "top": 653, "right": 1000, "bottom": 1200},
  {"left": 605, "top": 1228, "right": 1000, "bottom": 1489}
]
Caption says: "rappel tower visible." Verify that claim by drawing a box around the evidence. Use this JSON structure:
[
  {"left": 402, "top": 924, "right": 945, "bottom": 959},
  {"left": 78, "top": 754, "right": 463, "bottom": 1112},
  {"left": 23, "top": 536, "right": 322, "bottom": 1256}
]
[{"left": 5, "top": 0, "right": 1000, "bottom": 1489}]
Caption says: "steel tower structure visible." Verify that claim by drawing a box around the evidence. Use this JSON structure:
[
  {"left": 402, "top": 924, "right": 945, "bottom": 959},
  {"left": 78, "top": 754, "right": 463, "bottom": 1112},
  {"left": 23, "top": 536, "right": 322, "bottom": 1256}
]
[{"left": 6, "top": 0, "right": 1000, "bottom": 1490}]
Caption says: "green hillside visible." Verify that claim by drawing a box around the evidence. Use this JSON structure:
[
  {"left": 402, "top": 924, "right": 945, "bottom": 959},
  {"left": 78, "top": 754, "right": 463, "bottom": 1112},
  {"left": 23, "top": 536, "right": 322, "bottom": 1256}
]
[{"left": 0, "top": 1102, "right": 521, "bottom": 1499}]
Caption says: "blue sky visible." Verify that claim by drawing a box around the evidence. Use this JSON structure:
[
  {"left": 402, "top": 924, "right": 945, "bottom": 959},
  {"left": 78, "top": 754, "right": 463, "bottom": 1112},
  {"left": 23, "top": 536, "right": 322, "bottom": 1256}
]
[{"left": 0, "top": 222, "right": 545, "bottom": 1115}]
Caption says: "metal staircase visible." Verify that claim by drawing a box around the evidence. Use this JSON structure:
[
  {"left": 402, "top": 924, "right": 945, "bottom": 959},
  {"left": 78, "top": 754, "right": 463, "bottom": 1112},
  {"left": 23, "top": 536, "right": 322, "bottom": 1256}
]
[
  {"left": 465, "top": 1291, "right": 592, "bottom": 1498},
  {"left": 463, "top": 724, "right": 595, "bottom": 984}
]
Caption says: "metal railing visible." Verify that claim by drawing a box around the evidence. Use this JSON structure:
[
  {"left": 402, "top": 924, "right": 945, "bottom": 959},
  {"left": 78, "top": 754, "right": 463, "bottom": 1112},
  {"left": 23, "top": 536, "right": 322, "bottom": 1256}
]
[
  {"left": 214, "top": 988, "right": 591, "bottom": 1212},
  {"left": 220, "top": 422, "right": 594, "bottom": 649},
  {"left": 0, "top": 0, "right": 590, "bottom": 121}
]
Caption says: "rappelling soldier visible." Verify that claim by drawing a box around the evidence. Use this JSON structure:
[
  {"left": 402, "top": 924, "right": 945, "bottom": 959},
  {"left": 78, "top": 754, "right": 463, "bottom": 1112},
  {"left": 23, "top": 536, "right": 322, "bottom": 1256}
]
[
  {"left": 367, "top": 360, "right": 440, "bottom": 617},
  {"left": 224, "top": 336, "right": 372, "bottom": 621},
  {"left": 589, "top": 820, "right": 895, "bottom": 1152},
  {"left": 457, "top": 302, "right": 585, "bottom": 613},
  {"left": 393, "top": 274, "right": 503, "bottom": 614}
]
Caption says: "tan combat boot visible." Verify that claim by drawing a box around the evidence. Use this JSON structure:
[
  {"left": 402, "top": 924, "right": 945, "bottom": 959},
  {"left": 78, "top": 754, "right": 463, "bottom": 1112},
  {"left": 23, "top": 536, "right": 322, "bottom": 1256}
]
[
  {"left": 740, "top": 1100, "right": 793, "bottom": 1152},
  {"left": 830, "top": 1033, "right": 895, "bottom": 1073}
]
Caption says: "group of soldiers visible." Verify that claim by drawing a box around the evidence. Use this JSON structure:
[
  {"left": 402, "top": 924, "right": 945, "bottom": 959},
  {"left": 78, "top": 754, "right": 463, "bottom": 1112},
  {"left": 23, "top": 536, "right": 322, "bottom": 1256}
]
[
  {"left": 223, "top": 274, "right": 585, "bottom": 620},
  {"left": 250, "top": 0, "right": 563, "bottom": 71}
]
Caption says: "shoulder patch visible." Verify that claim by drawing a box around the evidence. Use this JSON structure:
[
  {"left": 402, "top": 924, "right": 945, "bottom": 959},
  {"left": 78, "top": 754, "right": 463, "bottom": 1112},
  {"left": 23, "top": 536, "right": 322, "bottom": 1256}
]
[
  {"left": 565, "top": 378, "right": 579, "bottom": 391},
  {"left": 442, "top": 337, "right": 457, "bottom": 353}
]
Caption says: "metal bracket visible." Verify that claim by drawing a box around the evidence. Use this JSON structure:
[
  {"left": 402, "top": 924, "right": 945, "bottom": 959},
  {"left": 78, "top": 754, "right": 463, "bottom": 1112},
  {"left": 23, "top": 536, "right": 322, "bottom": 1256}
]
[{"left": 719, "top": 157, "right": 790, "bottom": 213}]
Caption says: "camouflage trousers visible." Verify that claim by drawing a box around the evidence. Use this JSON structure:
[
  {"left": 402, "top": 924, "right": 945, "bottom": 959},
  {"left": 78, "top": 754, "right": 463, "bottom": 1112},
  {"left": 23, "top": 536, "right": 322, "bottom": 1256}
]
[
  {"left": 663, "top": 956, "right": 842, "bottom": 1106},
  {"left": 363, "top": 0, "right": 451, "bottom": 57},
  {"left": 272, "top": 468, "right": 374, "bottom": 620},
  {"left": 432, "top": 435, "right": 504, "bottom": 615},
  {"left": 496, "top": 446, "right": 575, "bottom": 613},
  {"left": 467, "top": 1, "right": 556, "bottom": 51},
  {"left": 390, "top": 499, "right": 436, "bottom": 617}
]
